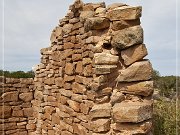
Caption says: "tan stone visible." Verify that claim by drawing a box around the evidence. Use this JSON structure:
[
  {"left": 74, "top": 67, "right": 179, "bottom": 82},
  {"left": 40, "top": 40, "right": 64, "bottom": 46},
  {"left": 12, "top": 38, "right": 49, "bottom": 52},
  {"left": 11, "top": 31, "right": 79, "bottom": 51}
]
[
  {"left": 83, "top": 64, "right": 93, "bottom": 76},
  {"left": 72, "top": 82, "right": 86, "bottom": 94},
  {"left": 23, "top": 108, "right": 33, "bottom": 117},
  {"left": 59, "top": 89, "right": 73, "bottom": 97},
  {"left": 111, "top": 19, "right": 140, "bottom": 31},
  {"left": 44, "top": 78, "right": 54, "bottom": 85},
  {"left": 19, "top": 92, "right": 33, "bottom": 102},
  {"left": 12, "top": 109, "right": 24, "bottom": 117},
  {"left": 110, "top": 89, "right": 125, "bottom": 105},
  {"left": 90, "top": 103, "right": 111, "bottom": 119},
  {"left": 113, "top": 120, "right": 152, "bottom": 134},
  {"left": 55, "top": 77, "right": 64, "bottom": 87},
  {"left": 63, "top": 24, "right": 73, "bottom": 34},
  {"left": 116, "top": 60, "right": 153, "bottom": 82},
  {"left": 64, "top": 42, "right": 74, "bottom": 49},
  {"left": 80, "top": 103, "right": 89, "bottom": 114},
  {"left": 67, "top": 100, "right": 80, "bottom": 112},
  {"left": 65, "top": 63, "right": 74, "bottom": 75},
  {"left": 64, "top": 49, "right": 73, "bottom": 58},
  {"left": 61, "top": 131, "right": 73, "bottom": 135},
  {"left": 73, "top": 123, "right": 88, "bottom": 135},
  {"left": 80, "top": 11, "right": 95, "bottom": 20},
  {"left": 91, "top": 119, "right": 111, "bottom": 132},
  {"left": 0, "top": 106, "right": 11, "bottom": 118},
  {"left": 106, "top": 6, "right": 142, "bottom": 20},
  {"left": 117, "top": 81, "right": 154, "bottom": 96},
  {"left": 72, "top": 54, "right": 82, "bottom": 61},
  {"left": 85, "top": 17, "right": 110, "bottom": 30},
  {"left": 1, "top": 92, "right": 18, "bottom": 102},
  {"left": 107, "top": 3, "right": 126, "bottom": 10},
  {"left": 111, "top": 25, "right": 143, "bottom": 49},
  {"left": 64, "top": 75, "right": 75, "bottom": 82},
  {"left": 95, "top": 65, "right": 117, "bottom": 75},
  {"left": 94, "top": 53, "right": 119, "bottom": 65},
  {"left": 76, "top": 61, "right": 83, "bottom": 73},
  {"left": 121, "top": 44, "right": 148, "bottom": 65},
  {"left": 112, "top": 101, "right": 153, "bottom": 123}
]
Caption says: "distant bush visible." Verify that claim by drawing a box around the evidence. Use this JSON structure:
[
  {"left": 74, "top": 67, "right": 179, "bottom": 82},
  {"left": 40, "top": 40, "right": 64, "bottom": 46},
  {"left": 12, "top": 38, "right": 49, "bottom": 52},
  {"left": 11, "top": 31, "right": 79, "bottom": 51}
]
[
  {"left": 0, "top": 70, "right": 34, "bottom": 78},
  {"left": 153, "top": 100, "right": 180, "bottom": 135}
]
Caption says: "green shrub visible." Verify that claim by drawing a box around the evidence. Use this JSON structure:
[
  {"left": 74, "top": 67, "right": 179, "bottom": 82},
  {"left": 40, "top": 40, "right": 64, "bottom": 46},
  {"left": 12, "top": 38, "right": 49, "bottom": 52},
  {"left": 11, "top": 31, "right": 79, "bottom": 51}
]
[{"left": 153, "top": 100, "right": 180, "bottom": 135}]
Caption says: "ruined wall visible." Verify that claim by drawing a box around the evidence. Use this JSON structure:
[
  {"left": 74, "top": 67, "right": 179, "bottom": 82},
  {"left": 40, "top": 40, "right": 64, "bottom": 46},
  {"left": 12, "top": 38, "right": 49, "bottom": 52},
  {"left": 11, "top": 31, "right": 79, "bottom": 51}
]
[
  {"left": 0, "top": 77, "right": 35, "bottom": 135},
  {"left": 33, "top": 0, "right": 154, "bottom": 135}
]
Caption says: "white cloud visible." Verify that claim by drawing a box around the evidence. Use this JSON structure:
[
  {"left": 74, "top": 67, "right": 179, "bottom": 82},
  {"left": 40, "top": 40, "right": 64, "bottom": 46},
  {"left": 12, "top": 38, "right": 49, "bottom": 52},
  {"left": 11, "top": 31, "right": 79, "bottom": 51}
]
[{"left": 0, "top": 0, "right": 179, "bottom": 75}]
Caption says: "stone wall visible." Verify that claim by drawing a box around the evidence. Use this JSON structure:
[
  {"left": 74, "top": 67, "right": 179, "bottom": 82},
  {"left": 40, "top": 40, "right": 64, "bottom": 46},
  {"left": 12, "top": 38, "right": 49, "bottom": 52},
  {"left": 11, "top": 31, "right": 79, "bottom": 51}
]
[
  {"left": 33, "top": 0, "right": 154, "bottom": 135},
  {"left": 0, "top": 77, "right": 35, "bottom": 135}
]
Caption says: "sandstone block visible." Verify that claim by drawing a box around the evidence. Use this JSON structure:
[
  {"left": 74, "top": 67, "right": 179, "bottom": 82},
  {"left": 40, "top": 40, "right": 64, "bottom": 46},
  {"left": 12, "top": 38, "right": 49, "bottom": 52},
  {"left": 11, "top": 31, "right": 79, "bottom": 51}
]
[
  {"left": 1, "top": 92, "right": 18, "bottom": 102},
  {"left": 0, "top": 106, "right": 11, "bottom": 118},
  {"left": 23, "top": 108, "right": 33, "bottom": 117},
  {"left": 95, "top": 65, "right": 117, "bottom": 75},
  {"left": 107, "top": 3, "right": 126, "bottom": 10},
  {"left": 113, "top": 120, "right": 152, "bottom": 134},
  {"left": 76, "top": 61, "right": 83, "bottom": 74},
  {"left": 112, "top": 101, "right": 153, "bottom": 123},
  {"left": 64, "top": 42, "right": 74, "bottom": 49},
  {"left": 90, "top": 103, "right": 111, "bottom": 119},
  {"left": 55, "top": 77, "right": 64, "bottom": 87},
  {"left": 65, "top": 63, "right": 74, "bottom": 75},
  {"left": 85, "top": 17, "right": 110, "bottom": 30},
  {"left": 118, "top": 81, "right": 154, "bottom": 96},
  {"left": 64, "top": 75, "right": 75, "bottom": 82},
  {"left": 91, "top": 119, "right": 111, "bottom": 133},
  {"left": 59, "top": 89, "right": 73, "bottom": 97},
  {"left": 44, "top": 78, "right": 54, "bottom": 85},
  {"left": 111, "top": 19, "right": 140, "bottom": 31},
  {"left": 121, "top": 44, "right": 148, "bottom": 65},
  {"left": 106, "top": 6, "right": 142, "bottom": 20},
  {"left": 111, "top": 25, "right": 143, "bottom": 49},
  {"left": 67, "top": 100, "right": 80, "bottom": 112},
  {"left": 116, "top": 60, "right": 153, "bottom": 82},
  {"left": 72, "top": 82, "right": 86, "bottom": 94},
  {"left": 72, "top": 54, "right": 82, "bottom": 61},
  {"left": 63, "top": 24, "right": 74, "bottom": 35},
  {"left": 19, "top": 92, "right": 33, "bottom": 102},
  {"left": 94, "top": 53, "right": 119, "bottom": 65},
  {"left": 12, "top": 109, "right": 24, "bottom": 117},
  {"left": 73, "top": 123, "right": 88, "bottom": 135},
  {"left": 80, "top": 11, "right": 95, "bottom": 20}
]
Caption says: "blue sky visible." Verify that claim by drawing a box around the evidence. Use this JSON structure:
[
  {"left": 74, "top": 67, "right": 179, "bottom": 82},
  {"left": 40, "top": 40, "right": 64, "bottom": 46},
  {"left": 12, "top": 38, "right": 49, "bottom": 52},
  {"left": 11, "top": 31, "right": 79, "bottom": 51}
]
[{"left": 0, "top": 0, "right": 179, "bottom": 76}]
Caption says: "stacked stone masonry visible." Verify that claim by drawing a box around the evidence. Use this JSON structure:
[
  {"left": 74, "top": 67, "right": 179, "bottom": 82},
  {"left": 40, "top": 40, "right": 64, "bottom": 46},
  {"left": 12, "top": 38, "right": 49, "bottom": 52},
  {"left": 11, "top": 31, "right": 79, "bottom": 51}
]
[
  {"left": 0, "top": 77, "right": 35, "bottom": 135},
  {"left": 0, "top": 0, "right": 154, "bottom": 135}
]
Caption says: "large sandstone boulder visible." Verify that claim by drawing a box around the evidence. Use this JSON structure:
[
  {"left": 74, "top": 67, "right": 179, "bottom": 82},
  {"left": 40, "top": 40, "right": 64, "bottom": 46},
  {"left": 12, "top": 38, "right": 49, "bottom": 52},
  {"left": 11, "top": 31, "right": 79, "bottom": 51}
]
[
  {"left": 116, "top": 60, "right": 153, "bottom": 82},
  {"left": 106, "top": 6, "right": 142, "bottom": 21},
  {"left": 112, "top": 101, "right": 153, "bottom": 123},
  {"left": 94, "top": 53, "right": 119, "bottom": 65},
  {"left": 85, "top": 17, "right": 110, "bottom": 30},
  {"left": 111, "top": 25, "right": 143, "bottom": 49},
  {"left": 89, "top": 103, "right": 111, "bottom": 119},
  {"left": 121, "top": 44, "right": 148, "bottom": 65},
  {"left": 117, "top": 81, "right": 154, "bottom": 96}
]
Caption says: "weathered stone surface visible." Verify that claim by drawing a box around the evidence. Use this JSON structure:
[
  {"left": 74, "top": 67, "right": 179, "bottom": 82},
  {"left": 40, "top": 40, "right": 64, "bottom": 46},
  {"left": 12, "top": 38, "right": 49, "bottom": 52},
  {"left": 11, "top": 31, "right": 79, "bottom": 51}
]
[
  {"left": 63, "top": 24, "right": 74, "bottom": 34},
  {"left": 106, "top": 6, "right": 142, "bottom": 20},
  {"left": 1, "top": 92, "right": 18, "bottom": 102},
  {"left": 85, "top": 17, "right": 110, "bottom": 30},
  {"left": 23, "top": 108, "right": 33, "bottom": 117},
  {"left": 112, "top": 101, "right": 153, "bottom": 123},
  {"left": 110, "top": 89, "right": 125, "bottom": 105},
  {"left": 65, "top": 63, "right": 74, "bottom": 75},
  {"left": 95, "top": 65, "right": 117, "bottom": 75},
  {"left": 90, "top": 103, "right": 111, "bottom": 119},
  {"left": 111, "top": 25, "right": 143, "bottom": 49},
  {"left": 19, "top": 92, "right": 33, "bottom": 102},
  {"left": 91, "top": 119, "right": 111, "bottom": 132},
  {"left": 116, "top": 60, "right": 153, "bottom": 82},
  {"left": 44, "top": 78, "right": 54, "bottom": 85},
  {"left": 113, "top": 120, "right": 152, "bottom": 134},
  {"left": 0, "top": 106, "right": 11, "bottom": 118},
  {"left": 111, "top": 19, "right": 140, "bottom": 31},
  {"left": 72, "top": 82, "right": 86, "bottom": 94},
  {"left": 73, "top": 123, "right": 88, "bottom": 135},
  {"left": 94, "top": 53, "right": 119, "bottom": 65},
  {"left": 117, "top": 81, "right": 154, "bottom": 96},
  {"left": 121, "top": 44, "right": 148, "bottom": 65},
  {"left": 80, "top": 11, "right": 95, "bottom": 20},
  {"left": 67, "top": 100, "right": 80, "bottom": 112},
  {"left": 55, "top": 77, "right": 64, "bottom": 87}
]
